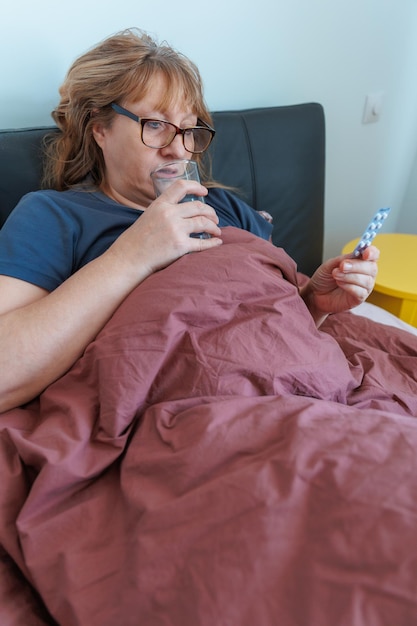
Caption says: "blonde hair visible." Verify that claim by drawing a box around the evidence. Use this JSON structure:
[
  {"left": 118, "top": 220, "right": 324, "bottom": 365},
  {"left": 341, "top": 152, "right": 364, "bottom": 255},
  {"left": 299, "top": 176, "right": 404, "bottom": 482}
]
[{"left": 42, "top": 28, "right": 214, "bottom": 190}]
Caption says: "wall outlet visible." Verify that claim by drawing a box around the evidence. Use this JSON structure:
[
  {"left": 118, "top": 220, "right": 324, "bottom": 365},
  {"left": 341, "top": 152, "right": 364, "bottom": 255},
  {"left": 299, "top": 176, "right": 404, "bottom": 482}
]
[{"left": 362, "top": 92, "right": 384, "bottom": 124}]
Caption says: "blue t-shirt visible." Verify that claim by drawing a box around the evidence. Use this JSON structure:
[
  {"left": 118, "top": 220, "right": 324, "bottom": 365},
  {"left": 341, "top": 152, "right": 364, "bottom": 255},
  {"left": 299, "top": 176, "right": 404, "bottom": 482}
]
[{"left": 0, "top": 187, "right": 272, "bottom": 291}]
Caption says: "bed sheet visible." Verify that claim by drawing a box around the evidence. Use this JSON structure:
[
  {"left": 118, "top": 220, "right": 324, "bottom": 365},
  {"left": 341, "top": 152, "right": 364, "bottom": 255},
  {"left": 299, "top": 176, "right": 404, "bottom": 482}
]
[{"left": 1, "top": 228, "right": 417, "bottom": 626}]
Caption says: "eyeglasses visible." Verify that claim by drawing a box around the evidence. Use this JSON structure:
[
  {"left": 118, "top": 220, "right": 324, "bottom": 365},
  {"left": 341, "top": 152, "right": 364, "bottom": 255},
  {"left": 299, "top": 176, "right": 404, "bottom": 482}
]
[{"left": 110, "top": 103, "right": 215, "bottom": 154}]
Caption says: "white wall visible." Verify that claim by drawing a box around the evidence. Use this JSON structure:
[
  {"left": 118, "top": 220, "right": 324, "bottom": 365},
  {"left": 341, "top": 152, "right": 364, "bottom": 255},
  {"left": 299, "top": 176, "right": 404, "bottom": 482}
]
[
  {"left": 398, "top": 143, "right": 417, "bottom": 233},
  {"left": 2, "top": 0, "right": 417, "bottom": 258}
]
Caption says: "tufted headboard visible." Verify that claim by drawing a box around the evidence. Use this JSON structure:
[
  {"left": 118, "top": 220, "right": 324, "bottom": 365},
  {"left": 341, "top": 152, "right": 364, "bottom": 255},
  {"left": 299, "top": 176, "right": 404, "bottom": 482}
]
[{"left": 0, "top": 102, "right": 325, "bottom": 276}]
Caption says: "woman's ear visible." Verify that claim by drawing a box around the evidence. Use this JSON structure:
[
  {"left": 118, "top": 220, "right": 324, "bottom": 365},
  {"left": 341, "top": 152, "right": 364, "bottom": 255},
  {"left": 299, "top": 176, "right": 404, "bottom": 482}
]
[{"left": 91, "top": 122, "right": 106, "bottom": 148}]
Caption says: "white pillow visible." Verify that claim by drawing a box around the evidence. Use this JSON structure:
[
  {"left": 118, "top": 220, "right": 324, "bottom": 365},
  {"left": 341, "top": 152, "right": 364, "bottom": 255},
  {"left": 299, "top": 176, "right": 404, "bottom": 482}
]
[{"left": 351, "top": 302, "right": 417, "bottom": 336}]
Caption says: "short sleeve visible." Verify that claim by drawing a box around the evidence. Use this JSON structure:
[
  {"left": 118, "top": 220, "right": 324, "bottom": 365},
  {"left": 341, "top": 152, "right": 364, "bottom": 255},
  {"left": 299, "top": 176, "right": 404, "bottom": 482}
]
[{"left": 0, "top": 192, "right": 76, "bottom": 291}]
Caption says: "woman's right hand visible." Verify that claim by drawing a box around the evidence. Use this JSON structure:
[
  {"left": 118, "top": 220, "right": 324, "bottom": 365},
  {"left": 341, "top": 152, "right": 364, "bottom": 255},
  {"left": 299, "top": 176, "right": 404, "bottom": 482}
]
[{"left": 111, "top": 179, "right": 223, "bottom": 277}]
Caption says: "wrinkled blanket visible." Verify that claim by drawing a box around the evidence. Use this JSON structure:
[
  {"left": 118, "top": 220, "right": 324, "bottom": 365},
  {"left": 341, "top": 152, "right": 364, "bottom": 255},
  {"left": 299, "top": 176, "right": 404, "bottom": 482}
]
[{"left": 1, "top": 227, "right": 417, "bottom": 626}]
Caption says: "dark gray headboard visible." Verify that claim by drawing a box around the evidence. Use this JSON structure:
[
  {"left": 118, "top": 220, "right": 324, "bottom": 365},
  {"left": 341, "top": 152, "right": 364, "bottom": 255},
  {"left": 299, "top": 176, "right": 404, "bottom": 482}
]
[{"left": 0, "top": 103, "right": 325, "bottom": 275}]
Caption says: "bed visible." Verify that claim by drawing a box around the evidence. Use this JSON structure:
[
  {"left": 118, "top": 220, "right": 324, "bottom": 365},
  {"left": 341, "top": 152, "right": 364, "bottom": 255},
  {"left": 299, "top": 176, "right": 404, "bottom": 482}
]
[{"left": 1, "top": 104, "right": 417, "bottom": 626}]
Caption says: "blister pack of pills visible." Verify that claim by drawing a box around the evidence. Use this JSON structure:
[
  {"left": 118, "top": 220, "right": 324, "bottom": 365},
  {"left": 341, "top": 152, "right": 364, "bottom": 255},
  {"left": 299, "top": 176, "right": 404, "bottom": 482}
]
[{"left": 353, "top": 207, "right": 391, "bottom": 257}]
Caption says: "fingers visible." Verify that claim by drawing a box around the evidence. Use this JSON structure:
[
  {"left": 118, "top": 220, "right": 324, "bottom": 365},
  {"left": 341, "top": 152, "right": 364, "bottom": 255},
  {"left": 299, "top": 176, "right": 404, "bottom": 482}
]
[
  {"left": 360, "top": 244, "right": 380, "bottom": 262},
  {"left": 132, "top": 193, "right": 223, "bottom": 265},
  {"left": 157, "top": 201, "right": 222, "bottom": 240},
  {"left": 333, "top": 247, "right": 380, "bottom": 302},
  {"left": 342, "top": 244, "right": 380, "bottom": 263},
  {"left": 338, "top": 247, "right": 379, "bottom": 279},
  {"left": 335, "top": 274, "right": 374, "bottom": 302},
  {"left": 187, "top": 233, "right": 223, "bottom": 254},
  {"left": 187, "top": 218, "right": 222, "bottom": 240},
  {"left": 151, "top": 190, "right": 218, "bottom": 224},
  {"left": 150, "top": 188, "right": 221, "bottom": 240},
  {"left": 175, "top": 200, "right": 220, "bottom": 225},
  {"left": 155, "top": 179, "right": 208, "bottom": 204}
]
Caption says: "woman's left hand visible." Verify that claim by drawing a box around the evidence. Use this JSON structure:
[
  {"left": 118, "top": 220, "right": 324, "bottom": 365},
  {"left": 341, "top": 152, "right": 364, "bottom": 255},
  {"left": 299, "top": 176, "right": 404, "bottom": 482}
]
[{"left": 300, "top": 245, "right": 379, "bottom": 326}]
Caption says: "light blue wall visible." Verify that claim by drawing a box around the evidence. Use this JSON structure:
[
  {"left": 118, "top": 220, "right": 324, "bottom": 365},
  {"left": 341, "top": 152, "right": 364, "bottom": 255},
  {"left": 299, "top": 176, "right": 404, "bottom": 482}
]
[
  {"left": 2, "top": 0, "right": 417, "bottom": 258},
  {"left": 398, "top": 144, "right": 417, "bottom": 233}
]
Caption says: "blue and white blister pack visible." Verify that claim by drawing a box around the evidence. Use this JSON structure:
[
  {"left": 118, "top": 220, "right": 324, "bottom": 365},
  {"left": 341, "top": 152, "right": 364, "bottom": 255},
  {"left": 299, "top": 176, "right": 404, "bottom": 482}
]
[{"left": 353, "top": 207, "right": 391, "bottom": 257}]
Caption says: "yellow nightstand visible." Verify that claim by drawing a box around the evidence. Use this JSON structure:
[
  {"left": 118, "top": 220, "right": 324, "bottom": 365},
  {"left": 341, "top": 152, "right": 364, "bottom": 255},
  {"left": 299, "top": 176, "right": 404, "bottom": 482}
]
[{"left": 342, "top": 233, "right": 417, "bottom": 327}]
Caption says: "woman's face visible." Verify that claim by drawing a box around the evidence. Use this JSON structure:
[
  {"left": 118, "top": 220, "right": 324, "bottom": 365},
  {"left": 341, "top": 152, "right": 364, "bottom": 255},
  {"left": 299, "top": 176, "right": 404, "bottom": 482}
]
[{"left": 92, "top": 73, "right": 198, "bottom": 210}]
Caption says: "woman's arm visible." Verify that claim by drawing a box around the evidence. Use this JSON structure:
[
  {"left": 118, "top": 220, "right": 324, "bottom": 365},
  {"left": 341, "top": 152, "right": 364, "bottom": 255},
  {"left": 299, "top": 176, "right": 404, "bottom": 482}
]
[
  {"left": 0, "top": 248, "right": 156, "bottom": 412},
  {"left": 0, "top": 187, "right": 222, "bottom": 413}
]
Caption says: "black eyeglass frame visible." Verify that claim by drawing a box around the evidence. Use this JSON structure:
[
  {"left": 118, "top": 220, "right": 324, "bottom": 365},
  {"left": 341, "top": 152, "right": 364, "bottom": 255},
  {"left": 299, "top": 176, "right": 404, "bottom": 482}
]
[{"left": 110, "top": 102, "right": 215, "bottom": 154}]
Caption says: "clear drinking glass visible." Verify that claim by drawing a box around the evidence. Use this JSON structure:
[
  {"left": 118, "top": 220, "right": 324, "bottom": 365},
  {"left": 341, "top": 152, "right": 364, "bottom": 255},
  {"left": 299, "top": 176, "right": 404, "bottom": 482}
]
[{"left": 151, "top": 159, "right": 210, "bottom": 239}]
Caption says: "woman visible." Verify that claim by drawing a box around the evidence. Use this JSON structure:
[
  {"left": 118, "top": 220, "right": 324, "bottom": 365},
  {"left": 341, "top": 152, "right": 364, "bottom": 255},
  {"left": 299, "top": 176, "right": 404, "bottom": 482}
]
[{"left": 0, "top": 28, "right": 378, "bottom": 413}]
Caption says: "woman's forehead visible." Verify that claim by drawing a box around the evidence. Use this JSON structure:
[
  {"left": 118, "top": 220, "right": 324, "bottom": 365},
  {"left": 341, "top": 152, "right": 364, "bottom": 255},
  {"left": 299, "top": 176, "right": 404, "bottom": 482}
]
[{"left": 129, "top": 71, "right": 199, "bottom": 115}]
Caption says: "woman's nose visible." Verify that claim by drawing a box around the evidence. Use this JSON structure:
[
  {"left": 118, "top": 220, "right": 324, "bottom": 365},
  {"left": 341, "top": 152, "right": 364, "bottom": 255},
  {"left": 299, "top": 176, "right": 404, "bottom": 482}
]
[{"left": 160, "top": 134, "right": 188, "bottom": 160}]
